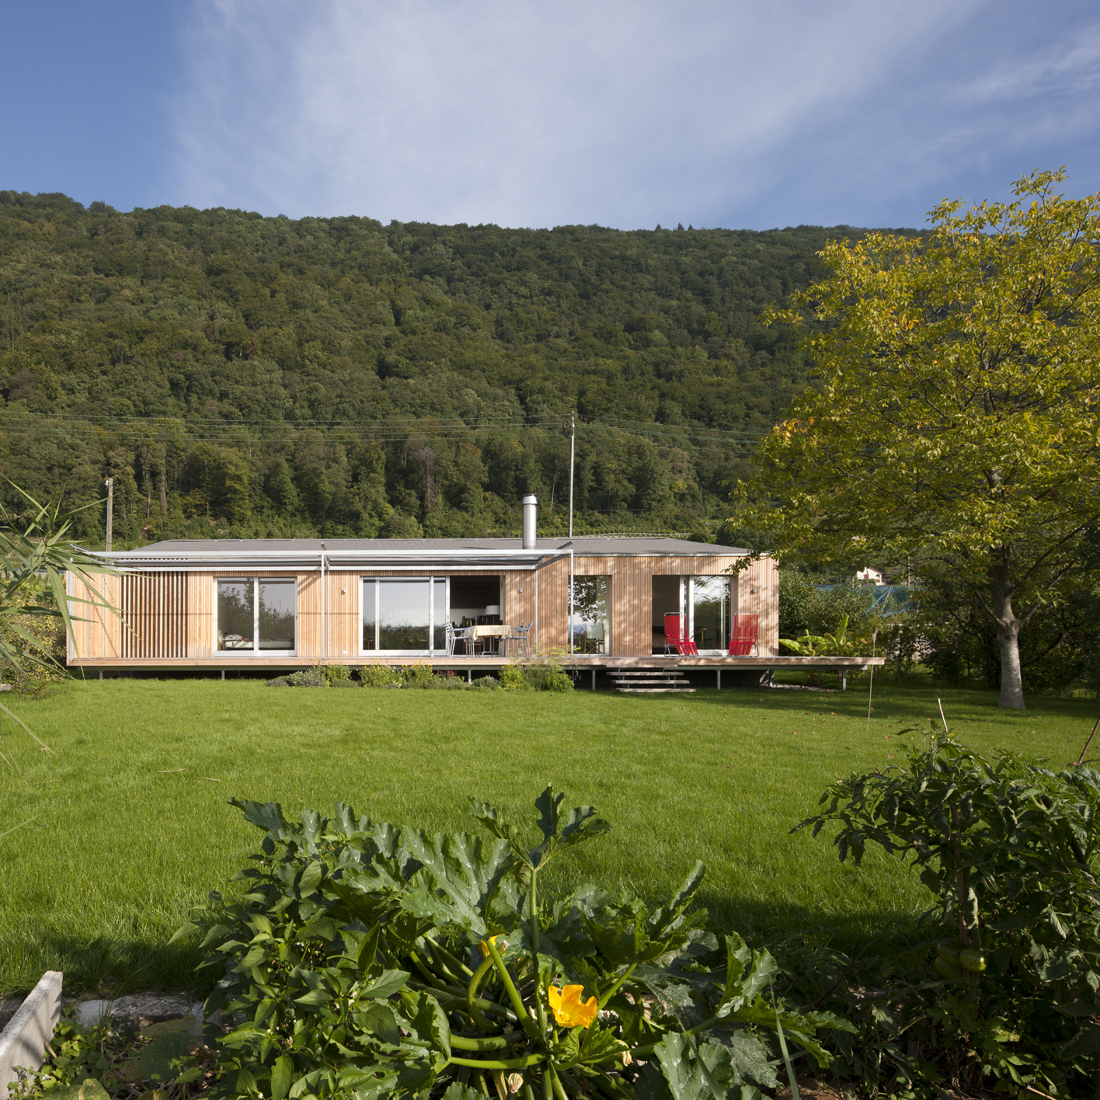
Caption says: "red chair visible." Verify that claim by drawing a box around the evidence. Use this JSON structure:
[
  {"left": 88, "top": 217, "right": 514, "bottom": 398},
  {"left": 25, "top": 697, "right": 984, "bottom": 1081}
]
[
  {"left": 728, "top": 614, "right": 760, "bottom": 656},
  {"left": 663, "top": 613, "right": 699, "bottom": 655}
]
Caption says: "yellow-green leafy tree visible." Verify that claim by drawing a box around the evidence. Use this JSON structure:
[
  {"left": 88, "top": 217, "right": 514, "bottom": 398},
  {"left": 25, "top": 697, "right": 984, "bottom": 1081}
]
[{"left": 741, "top": 170, "right": 1100, "bottom": 709}]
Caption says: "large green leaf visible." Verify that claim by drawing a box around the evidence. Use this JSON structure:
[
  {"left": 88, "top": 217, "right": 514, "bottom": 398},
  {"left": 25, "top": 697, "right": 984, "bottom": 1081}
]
[
  {"left": 472, "top": 786, "right": 609, "bottom": 871},
  {"left": 400, "top": 830, "right": 515, "bottom": 937},
  {"left": 652, "top": 1032, "right": 762, "bottom": 1100}
]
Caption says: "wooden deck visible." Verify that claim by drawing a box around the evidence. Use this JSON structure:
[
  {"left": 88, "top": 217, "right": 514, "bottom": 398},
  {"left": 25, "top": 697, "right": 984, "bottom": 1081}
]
[
  {"left": 69, "top": 652, "right": 884, "bottom": 689},
  {"left": 67, "top": 653, "right": 884, "bottom": 669}
]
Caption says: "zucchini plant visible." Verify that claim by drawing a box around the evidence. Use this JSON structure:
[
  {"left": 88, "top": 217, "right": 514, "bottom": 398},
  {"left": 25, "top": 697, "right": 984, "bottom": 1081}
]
[{"left": 176, "top": 789, "right": 848, "bottom": 1100}]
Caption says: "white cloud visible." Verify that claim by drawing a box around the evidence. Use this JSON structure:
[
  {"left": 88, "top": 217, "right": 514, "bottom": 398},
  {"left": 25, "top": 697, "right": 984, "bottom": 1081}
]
[{"left": 167, "top": 0, "right": 1100, "bottom": 229}]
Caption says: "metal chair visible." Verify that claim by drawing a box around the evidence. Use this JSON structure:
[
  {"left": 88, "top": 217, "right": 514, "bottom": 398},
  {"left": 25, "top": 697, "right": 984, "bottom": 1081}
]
[
  {"left": 728, "top": 614, "right": 760, "bottom": 656},
  {"left": 445, "top": 621, "right": 474, "bottom": 656},
  {"left": 505, "top": 621, "right": 532, "bottom": 659},
  {"left": 663, "top": 613, "right": 698, "bottom": 655}
]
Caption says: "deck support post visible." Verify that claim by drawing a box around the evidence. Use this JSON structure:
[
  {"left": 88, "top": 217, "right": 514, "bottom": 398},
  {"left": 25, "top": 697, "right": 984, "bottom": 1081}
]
[
  {"left": 221, "top": 670, "right": 225, "bottom": 681},
  {"left": 592, "top": 669, "right": 596, "bottom": 691},
  {"left": 467, "top": 670, "right": 472, "bottom": 684},
  {"left": 99, "top": 671, "right": 103, "bottom": 681},
  {"left": 841, "top": 671, "right": 847, "bottom": 691},
  {"left": 716, "top": 670, "right": 721, "bottom": 691}
]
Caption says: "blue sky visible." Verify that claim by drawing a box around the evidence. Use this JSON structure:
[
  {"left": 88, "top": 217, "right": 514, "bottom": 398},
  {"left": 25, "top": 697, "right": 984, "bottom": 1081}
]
[{"left": 4, "top": 1, "right": 1100, "bottom": 231}]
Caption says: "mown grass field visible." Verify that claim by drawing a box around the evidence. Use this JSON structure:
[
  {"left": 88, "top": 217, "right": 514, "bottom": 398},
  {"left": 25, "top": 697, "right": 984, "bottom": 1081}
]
[{"left": 0, "top": 674, "right": 1094, "bottom": 997}]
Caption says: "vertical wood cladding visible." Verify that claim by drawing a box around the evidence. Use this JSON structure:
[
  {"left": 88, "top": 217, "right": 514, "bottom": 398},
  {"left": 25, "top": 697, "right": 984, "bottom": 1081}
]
[
  {"left": 549, "top": 554, "right": 758, "bottom": 656},
  {"left": 120, "top": 573, "right": 189, "bottom": 658},
  {"left": 67, "top": 553, "right": 782, "bottom": 663}
]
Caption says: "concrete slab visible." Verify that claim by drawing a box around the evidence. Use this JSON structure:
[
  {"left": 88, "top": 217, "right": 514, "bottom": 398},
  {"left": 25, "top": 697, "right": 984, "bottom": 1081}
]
[{"left": 0, "top": 971, "right": 62, "bottom": 1100}]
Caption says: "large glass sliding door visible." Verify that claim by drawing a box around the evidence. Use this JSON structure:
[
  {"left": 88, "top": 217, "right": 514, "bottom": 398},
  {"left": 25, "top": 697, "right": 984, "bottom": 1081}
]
[
  {"left": 362, "top": 577, "right": 449, "bottom": 654},
  {"left": 691, "top": 575, "right": 730, "bottom": 654},
  {"left": 651, "top": 575, "right": 731, "bottom": 654}
]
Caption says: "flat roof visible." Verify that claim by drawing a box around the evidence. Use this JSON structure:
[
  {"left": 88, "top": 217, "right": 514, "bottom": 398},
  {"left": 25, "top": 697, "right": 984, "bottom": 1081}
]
[
  {"left": 82, "top": 535, "right": 750, "bottom": 571},
  {"left": 131, "top": 536, "right": 747, "bottom": 557}
]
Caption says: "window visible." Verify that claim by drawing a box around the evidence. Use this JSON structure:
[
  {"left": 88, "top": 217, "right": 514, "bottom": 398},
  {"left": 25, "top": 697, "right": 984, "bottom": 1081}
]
[
  {"left": 691, "top": 575, "right": 730, "bottom": 653},
  {"left": 217, "top": 578, "right": 296, "bottom": 654},
  {"left": 571, "top": 577, "right": 610, "bottom": 653},
  {"left": 652, "top": 575, "right": 731, "bottom": 654},
  {"left": 362, "top": 577, "right": 449, "bottom": 653}
]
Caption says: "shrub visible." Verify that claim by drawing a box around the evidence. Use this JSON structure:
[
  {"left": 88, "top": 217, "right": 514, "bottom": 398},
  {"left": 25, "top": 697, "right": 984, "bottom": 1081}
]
[
  {"left": 778, "top": 571, "right": 883, "bottom": 648},
  {"left": 320, "top": 662, "right": 351, "bottom": 686},
  {"left": 469, "top": 674, "right": 501, "bottom": 690},
  {"left": 795, "top": 729, "right": 1100, "bottom": 1097},
  {"left": 176, "top": 789, "right": 844, "bottom": 1100},
  {"left": 500, "top": 650, "right": 574, "bottom": 692},
  {"left": 498, "top": 664, "right": 527, "bottom": 690},
  {"left": 358, "top": 663, "right": 402, "bottom": 688},
  {"left": 1, "top": 576, "right": 66, "bottom": 695},
  {"left": 284, "top": 670, "right": 325, "bottom": 687},
  {"left": 398, "top": 660, "right": 435, "bottom": 687}
]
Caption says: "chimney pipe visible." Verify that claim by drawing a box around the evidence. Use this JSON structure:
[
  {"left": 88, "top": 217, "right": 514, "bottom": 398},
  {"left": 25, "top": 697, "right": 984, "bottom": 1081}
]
[{"left": 522, "top": 494, "right": 538, "bottom": 549}]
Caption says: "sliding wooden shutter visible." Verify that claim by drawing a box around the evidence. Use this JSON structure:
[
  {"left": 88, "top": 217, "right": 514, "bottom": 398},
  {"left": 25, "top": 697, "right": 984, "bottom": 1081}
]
[{"left": 120, "top": 573, "right": 189, "bottom": 659}]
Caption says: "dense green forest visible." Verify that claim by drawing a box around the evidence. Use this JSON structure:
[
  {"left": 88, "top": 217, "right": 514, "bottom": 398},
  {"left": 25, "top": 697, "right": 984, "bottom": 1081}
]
[{"left": 0, "top": 190, "right": 901, "bottom": 546}]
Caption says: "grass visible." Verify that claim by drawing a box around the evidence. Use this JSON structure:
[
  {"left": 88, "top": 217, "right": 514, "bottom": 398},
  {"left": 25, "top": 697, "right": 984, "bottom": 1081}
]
[{"left": 0, "top": 673, "right": 1095, "bottom": 998}]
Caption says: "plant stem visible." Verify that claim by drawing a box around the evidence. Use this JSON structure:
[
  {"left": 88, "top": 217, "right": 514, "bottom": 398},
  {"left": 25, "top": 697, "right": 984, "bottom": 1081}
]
[
  {"left": 468, "top": 956, "right": 499, "bottom": 1031},
  {"left": 597, "top": 964, "right": 637, "bottom": 1010},
  {"left": 426, "top": 935, "right": 473, "bottom": 980},
  {"left": 451, "top": 1031, "right": 527, "bottom": 1051},
  {"left": 486, "top": 937, "right": 542, "bottom": 1043},
  {"left": 548, "top": 1063, "right": 571, "bottom": 1100},
  {"left": 450, "top": 1053, "right": 547, "bottom": 1070},
  {"left": 1076, "top": 712, "right": 1100, "bottom": 767}
]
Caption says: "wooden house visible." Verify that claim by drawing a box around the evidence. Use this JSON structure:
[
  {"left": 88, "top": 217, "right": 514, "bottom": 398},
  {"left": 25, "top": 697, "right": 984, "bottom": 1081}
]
[{"left": 67, "top": 528, "right": 778, "bottom": 672}]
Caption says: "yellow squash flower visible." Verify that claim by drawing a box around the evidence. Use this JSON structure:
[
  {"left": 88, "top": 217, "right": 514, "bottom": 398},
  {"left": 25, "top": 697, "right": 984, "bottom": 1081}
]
[
  {"left": 478, "top": 935, "right": 501, "bottom": 958},
  {"left": 547, "top": 983, "right": 598, "bottom": 1028}
]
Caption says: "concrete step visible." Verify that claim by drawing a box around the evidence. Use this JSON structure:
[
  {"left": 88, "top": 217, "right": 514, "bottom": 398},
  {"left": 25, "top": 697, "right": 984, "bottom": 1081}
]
[{"left": 616, "top": 686, "right": 697, "bottom": 694}]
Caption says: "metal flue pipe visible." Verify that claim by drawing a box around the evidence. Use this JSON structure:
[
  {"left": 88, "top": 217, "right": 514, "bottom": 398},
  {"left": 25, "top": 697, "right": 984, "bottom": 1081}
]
[{"left": 523, "top": 494, "right": 538, "bottom": 549}]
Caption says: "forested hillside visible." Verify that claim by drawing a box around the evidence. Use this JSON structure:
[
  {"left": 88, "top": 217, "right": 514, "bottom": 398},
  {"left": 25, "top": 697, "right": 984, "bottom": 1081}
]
[{"left": 0, "top": 190, "right": 901, "bottom": 545}]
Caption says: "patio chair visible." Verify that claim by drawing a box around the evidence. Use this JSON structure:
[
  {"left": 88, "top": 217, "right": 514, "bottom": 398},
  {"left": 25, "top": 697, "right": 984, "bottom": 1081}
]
[
  {"left": 504, "top": 621, "right": 532, "bottom": 659},
  {"left": 728, "top": 614, "right": 760, "bottom": 656},
  {"left": 445, "top": 621, "right": 474, "bottom": 656},
  {"left": 663, "top": 613, "right": 698, "bottom": 656}
]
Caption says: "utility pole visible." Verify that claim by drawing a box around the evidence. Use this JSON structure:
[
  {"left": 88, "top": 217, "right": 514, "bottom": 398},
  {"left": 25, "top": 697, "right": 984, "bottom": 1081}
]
[
  {"left": 568, "top": 411, "right": 575, "bottom": 539},
  {"left": 105, "top": 478, "right": 114, "bottom": 552}
]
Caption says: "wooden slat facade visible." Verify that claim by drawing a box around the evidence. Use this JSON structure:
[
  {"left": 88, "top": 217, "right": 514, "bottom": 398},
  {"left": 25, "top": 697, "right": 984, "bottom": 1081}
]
[{"left": 68, "top": 553, "right": 780, "bottom": 667}]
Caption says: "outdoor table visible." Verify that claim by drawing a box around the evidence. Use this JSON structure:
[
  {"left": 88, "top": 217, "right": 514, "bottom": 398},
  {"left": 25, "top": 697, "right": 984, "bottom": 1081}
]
[{"left": 465, "top": 623, "right": 511, "bottom": 655}]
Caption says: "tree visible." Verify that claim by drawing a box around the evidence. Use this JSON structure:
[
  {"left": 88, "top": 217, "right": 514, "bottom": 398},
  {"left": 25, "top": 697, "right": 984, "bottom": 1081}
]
[{"left": 740, "top": 170, "right": 1100, "bottom": 709}]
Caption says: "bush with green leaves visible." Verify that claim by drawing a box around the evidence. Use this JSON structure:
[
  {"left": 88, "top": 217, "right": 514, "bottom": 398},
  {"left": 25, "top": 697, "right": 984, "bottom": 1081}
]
[
  {"left": 794, "top": 730, "right": 1100, "bottom": 1097},
  {"left": 470, "top": 675, "right": 501, "bottom": 691},
  {"left": 777, "top": 572, "right": 883, "bottom": 647},
  {"left": 358, "top": 664, "right": 403, "bottom": 688},
  {"left": 499, "top": 653, "right": 574, "bottom": 692},
  {"left": 175, "top": 790, "right": 847, "bottom": 1100},
  {"left": 284, "top": 670, "right": 327, "bottom": 688}
]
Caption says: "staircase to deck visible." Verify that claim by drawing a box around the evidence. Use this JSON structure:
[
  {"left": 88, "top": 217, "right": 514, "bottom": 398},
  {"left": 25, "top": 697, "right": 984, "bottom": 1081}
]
[{"left": 610, "top": 669, "right": 696, "bottom": 694}]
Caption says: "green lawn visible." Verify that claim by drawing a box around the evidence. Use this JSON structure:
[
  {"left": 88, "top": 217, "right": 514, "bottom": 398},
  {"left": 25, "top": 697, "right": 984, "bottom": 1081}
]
[{"left": 0, "top": 675, "right": 1094, "bottom": 997}]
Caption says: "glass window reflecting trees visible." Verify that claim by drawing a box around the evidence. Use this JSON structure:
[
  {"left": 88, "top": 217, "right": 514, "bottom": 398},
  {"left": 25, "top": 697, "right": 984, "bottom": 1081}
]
[
  {"left": 571, "top": 577, "right": 610, "bottom": 653},
  {"left": 362, "top": 578, "right": 449, "bottom": 653},
  {"left": 217, "top": 579, "right": 296, "bottom": 653}
]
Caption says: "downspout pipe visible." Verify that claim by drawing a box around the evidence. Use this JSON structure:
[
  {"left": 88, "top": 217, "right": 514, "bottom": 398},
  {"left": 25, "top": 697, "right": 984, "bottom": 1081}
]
[{"left": 321, "top": 548, "right": 328, "bottom": 662}]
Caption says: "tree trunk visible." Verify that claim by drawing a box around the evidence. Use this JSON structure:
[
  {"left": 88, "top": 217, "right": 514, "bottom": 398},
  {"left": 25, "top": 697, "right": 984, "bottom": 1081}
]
[{"left": 988, "top": 551, "right": 1026, "bottom": 709}]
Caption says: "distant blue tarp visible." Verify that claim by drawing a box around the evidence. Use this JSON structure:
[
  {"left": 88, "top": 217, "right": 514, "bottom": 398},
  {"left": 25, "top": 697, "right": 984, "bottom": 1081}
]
[
  {"left": 818, "top": 583, "right": 916, "bottom": 615},
  {"left": 867, "top": 585, "right": 916, "bottom": 615}
]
